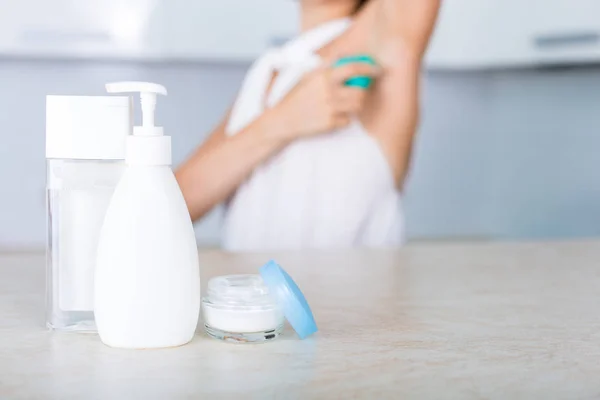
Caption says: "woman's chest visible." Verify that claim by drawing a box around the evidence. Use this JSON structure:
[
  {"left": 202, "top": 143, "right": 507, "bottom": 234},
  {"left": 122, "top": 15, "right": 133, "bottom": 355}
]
[{"left": 258, "top": 128, "right": 394, "bottom": 198}]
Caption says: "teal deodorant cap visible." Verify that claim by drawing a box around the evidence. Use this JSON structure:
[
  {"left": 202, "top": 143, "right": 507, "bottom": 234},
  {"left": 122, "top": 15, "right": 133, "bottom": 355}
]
[{"left": 333, "top": 55, "right": 377, "bottom": 89}]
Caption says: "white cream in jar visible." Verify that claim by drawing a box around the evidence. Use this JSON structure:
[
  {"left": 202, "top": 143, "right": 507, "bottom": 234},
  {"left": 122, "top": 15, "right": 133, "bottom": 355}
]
[{"left": 202, "top": 275, "right": 284, "bottom": 343}]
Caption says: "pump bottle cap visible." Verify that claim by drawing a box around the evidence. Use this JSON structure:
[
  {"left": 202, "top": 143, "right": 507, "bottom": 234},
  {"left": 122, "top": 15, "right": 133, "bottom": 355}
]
[{"left": 106, "top": 82, "right": 170, "bottom": 166}]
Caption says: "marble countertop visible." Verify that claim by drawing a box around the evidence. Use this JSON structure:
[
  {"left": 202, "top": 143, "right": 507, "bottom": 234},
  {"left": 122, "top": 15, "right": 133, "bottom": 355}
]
[{"left": 1, "top": 241, "right": 600, "bottom": 399}]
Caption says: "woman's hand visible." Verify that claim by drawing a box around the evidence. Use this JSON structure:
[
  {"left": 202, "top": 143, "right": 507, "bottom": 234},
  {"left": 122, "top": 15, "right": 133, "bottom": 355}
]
[{"left": 269, "top": 61, "right": 379, "bottom": 141}]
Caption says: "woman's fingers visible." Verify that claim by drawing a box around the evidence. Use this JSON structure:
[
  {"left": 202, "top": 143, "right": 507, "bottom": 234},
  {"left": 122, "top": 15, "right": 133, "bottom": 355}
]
[
  {"left": 332, "top": 87, "right": 367, "bottom": 113},
  {"left": 326, "top": 62, "right": 375, "bottom": 114},
  {"left": 332, "top": 114, "right": 352, "bottom": 129}
]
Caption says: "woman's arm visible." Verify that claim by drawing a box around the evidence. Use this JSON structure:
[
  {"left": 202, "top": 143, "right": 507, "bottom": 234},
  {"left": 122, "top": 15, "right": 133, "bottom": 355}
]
[
  {"left": 176, "top": 109, "right": 289, "bottom": 221},
  {"left": 374, "top": 0, "right": 441, "bottom": 59},
  {"left": 176, "top": 63, "right": 379, "bottom": 222},
  {"left": 353, "top": 0, "right": 440, "bottom": 188}
]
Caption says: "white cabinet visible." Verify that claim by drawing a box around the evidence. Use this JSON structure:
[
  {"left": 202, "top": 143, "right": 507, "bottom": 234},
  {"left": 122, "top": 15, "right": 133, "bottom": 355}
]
[
  {"left": 154, "top": 0, "right": 298, "bottom": 61},
  {"left": 2, "top": 0, "right": 598, "bottom": 67},
  {"left": 0, "top": 0, "right": 299, "bottom": 62},
  {"left": 425, "top": 0, "right": 528, "bottom": 69},
  {"left": 425, "top": 0, "right": 600, "bottom": 69},
  {"left": 530, "top": 0, "right": 600, "bottom": 65},
  {"left": 0, "top": 0, "right": 157, "bottom": 59}
]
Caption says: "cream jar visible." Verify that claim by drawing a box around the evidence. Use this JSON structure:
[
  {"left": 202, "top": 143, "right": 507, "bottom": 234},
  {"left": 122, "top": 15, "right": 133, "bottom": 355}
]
[
  {"left": 202, "top": 275, "right": 284, "bottom": 343},
  {"left": 202, "top": 261, "right": 318, "bottom": 344}
]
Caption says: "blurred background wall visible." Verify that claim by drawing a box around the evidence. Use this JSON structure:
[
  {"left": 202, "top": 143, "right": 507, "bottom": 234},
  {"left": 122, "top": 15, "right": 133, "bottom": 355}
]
[
  {"left": 1, "top": 0, "right": 600, "bottom": 248},
  {"left": 2, "top": 62, "right": 600, "bottom": 248}
]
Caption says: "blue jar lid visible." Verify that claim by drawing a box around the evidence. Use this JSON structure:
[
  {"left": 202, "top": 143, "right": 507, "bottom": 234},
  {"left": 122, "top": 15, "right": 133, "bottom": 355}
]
[{"left": 259, "top": 260, "right": 318, "bottom": 339}]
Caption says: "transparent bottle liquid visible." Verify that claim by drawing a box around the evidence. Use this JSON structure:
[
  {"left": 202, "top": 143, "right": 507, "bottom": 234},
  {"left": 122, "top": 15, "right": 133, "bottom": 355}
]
[
  {"left": 46, "top": 159, "right": 124, "bottom": 331},
  {"left": 45, "top": 93, "right": 131, "bottom": 332}
]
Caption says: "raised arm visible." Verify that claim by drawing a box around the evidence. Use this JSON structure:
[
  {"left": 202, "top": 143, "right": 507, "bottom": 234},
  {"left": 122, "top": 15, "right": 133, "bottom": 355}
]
[
  {"left": 353, "top": 0, "right": 440, "bottom": 188},
  {"left": 373, "top": 0, "right": 441, "bottom": 59},
  {"left": 175, "top": 109, "right": 288, "bottom": 221}
]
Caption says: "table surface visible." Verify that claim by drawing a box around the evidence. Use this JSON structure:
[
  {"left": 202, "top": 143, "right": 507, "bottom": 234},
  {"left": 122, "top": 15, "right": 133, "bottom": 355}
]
[{"left": 1, "top": 241, "right": 600, "bottom": 399}]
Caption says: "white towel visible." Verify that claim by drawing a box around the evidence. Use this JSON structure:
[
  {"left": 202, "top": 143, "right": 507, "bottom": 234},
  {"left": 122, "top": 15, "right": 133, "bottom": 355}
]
[{"left": 223, "top": 18, "right": 405, "bottom": 251}]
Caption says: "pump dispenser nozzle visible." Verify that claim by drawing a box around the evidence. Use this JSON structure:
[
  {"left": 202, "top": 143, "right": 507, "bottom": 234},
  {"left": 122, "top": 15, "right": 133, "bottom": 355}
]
[
  {"left": 106, "top": 81, "right": 167, "bottom": 137},
  {"left": 106, "top": 81, "right": 171, "bottom": 165}
]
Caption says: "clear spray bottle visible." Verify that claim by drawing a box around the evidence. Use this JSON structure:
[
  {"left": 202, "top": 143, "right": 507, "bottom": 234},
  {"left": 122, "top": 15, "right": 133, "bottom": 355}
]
[{"left": 46, "top": 95, "right": 130, "bottom": 331}]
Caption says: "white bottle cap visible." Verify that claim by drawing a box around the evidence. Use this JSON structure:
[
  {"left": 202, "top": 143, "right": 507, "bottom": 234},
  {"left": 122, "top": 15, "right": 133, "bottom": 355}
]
[
  {"left": 46, "top": 96, "right": 131, "bottom": 160},
  {"left": 105, "top": 81, "right": 170, "bottom": 166}
]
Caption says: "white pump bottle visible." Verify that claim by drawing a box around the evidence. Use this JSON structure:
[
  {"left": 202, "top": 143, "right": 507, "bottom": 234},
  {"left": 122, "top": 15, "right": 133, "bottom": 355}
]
[{"left": 95, "top": 82, "right": 200, "bottom": 349}]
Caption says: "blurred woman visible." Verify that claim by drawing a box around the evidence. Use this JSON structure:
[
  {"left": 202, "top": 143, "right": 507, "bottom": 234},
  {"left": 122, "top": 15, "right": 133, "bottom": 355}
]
[{"left": 176, "top": 0, "right": 440, "bottom": 251}]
